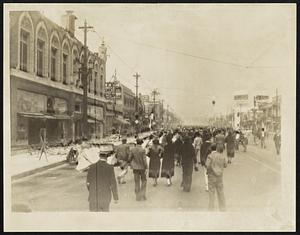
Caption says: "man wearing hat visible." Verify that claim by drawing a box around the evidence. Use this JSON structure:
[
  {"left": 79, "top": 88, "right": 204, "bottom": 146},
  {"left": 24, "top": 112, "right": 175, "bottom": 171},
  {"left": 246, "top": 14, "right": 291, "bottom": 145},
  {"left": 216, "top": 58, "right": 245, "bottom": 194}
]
[
  {"left": 86, "top": 148, "right": 119, "bottom": 212},
  {"left": 115, "top": 137, "right": 130, "bottom": 184}
]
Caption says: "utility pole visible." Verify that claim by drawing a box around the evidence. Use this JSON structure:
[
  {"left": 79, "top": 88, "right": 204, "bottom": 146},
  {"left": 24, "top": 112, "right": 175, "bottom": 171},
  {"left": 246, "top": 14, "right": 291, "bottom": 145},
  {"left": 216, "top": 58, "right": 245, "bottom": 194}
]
[
  {"left": 161, "top": 99, "right": 164, "bottom": 125},
  {"left": 151, "top": 89, "right": 159, "bottom": 121},
  {"left": 78, "top": 20, "right": 93, "bottom": 139},
  {"left": 133, "top": 72, "right": 140, "bottom": 113},
  {"left": 167, "top": 104, "right": 169, "bottom": 128},
  {"left": 276, "top": 88, "right": 279, "bottom": 130}
]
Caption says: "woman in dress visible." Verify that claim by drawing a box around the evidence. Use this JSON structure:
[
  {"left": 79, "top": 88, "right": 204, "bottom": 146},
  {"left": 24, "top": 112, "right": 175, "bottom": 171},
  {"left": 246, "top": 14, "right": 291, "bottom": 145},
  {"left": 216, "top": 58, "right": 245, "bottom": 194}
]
[
  {"left": 161, "top": 133, "right": 175, "bottom": 186},
  {"left": 225, "top": 129, "right": 235, "bottom": 164},
  {"left": 148, "top": 138, "right": 164, "bottom": 186}
]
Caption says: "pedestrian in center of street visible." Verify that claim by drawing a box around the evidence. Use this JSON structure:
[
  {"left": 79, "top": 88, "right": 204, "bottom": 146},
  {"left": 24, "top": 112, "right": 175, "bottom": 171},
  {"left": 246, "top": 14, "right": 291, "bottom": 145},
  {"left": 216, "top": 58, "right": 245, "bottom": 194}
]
[
  {"left": 148, "top": 138, "right": 164, "bottom": 186},
  {"left": 161, "top": 133, "right": 175, "bottom": 186},
  {"left": 200, "top": 130, "right": 212, "bottom": 191},
  {"left": 261, "top": 127, "right": 266, "bottom": 149},
  {"left": 86, "top": 149, "right": 119, "bottom": 212},
  {"left": 129, "top": 138, "right": 148, "bottom": 201},
  {"left": 225, "top": 129, "right": 235, "bottom": 164},
  {"left": 115, "top": 137, "right": 131, "bottom": 184},
  {"left": 206, "top": 143, "right": 227, "bottom": 212},
  {"left": 181, "top": 135, "right": 197, "bottom": 192},
  {"left": 193, "top": 131, "right": 202, "bottom": 172}
]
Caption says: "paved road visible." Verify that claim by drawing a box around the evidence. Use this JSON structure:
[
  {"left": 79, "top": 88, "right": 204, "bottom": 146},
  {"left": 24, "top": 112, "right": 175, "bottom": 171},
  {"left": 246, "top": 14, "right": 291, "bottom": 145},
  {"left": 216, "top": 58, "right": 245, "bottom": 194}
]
[{"left": 11, "top": 138, "right": 281, "bottom": 212}]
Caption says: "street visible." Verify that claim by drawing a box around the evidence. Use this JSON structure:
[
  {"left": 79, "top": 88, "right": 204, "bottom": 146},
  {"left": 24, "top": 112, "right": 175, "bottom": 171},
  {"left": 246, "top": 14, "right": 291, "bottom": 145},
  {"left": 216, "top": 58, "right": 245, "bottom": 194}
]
[{"left": 11, "top": 139, "right": 281, "bottom": 212}]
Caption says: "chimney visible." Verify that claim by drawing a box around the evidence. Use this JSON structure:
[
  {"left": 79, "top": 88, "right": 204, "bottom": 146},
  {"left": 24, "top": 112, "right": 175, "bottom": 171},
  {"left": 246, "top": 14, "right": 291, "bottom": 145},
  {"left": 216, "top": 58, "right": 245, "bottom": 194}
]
[{"left": 61, "top": 10, "right": 77, "bottom": 37}]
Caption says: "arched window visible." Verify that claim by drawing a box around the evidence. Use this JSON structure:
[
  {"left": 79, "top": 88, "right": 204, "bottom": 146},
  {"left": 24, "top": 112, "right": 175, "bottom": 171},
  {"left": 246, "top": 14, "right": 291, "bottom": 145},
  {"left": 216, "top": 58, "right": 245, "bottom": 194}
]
[
  {"left": 50, "top": 31, "right": 60, "bottom": 81},
  {"left": 100, "top": 65, "right": 104, "bottom": 97},
  {"left": 72, "top": 47, "right": 79, "bottom": 85},
  {"left": 62, "top": 39, "right": 70, "bottom": 85},
  {"left": 18, "top": 12, "right": 34, "bottom": 73},
  {"left": 35, "top": 21, "right": 48, "bottom": 77},
  {"left": 94, "top": 62, "right": 99, "bottom": 95}
]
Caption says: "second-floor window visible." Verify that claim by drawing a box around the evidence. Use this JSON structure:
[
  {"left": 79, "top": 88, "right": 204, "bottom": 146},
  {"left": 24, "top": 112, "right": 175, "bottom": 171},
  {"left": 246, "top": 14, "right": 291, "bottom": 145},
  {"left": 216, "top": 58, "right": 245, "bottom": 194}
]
[
  {"left": 51, "top": 47, "right": 57, "bottom": 81},
  {"left": 20, "top": 29, "right": 29, "bottom": 72},
  {"left": 63, "top": 54, "right": 68, "bottom": 84},
  {"left": 100, "top": 75, "right": 103, "bottom": 96},
  {"left": 37, "top": 39, "right": 44, "bottom": 77},
  {"left": 94, "top": 71, "right": 98, "bottom": 95}
]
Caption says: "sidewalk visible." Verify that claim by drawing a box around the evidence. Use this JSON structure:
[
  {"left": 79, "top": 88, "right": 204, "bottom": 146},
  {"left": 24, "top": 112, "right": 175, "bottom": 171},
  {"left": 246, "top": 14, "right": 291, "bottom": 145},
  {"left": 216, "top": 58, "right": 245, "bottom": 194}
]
[
  {"left": 10, "top": 148, "right": 69, "bottom": 180},
  {"left": 10, "top": 131, "right": 153, "bottom": 180}
]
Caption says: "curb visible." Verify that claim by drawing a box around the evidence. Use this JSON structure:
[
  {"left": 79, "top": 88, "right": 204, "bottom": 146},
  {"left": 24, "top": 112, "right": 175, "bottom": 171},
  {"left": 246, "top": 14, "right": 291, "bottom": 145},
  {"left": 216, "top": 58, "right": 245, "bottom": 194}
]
[
  {"left": 10, "top": 133, "right": 152, "bottom": 181},
  {"left": 11, "top": 160, "right": 68, "bottom": 181}
]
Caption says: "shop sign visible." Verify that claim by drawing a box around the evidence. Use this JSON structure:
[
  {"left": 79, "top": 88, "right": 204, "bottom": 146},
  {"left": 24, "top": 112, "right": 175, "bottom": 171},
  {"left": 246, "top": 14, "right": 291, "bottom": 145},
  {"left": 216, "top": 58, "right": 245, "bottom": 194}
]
[
  {"left": 115, "top": 86, "right": 122, "bottom": 99},
  {"left": 141, "top": 95, "right": 150, "bottom": 102},
  {"left": 88, "top": 105, "right": 104, "bottom": 120},
  {"left": 17, "top": 90, "right": 46, "bottom": 113},
  {"left": 54, "top": 98, "right": 68, "bottom": 114},
  {"left": 105, "top": 82, "right": 115, "bottom": 100}
]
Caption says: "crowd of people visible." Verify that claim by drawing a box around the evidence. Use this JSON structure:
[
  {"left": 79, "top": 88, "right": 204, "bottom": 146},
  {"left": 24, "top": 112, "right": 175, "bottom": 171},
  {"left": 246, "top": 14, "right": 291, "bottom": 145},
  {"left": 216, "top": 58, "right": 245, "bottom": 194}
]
[{"left": 70, "top": 125, "right": 281, "bottom": 212}]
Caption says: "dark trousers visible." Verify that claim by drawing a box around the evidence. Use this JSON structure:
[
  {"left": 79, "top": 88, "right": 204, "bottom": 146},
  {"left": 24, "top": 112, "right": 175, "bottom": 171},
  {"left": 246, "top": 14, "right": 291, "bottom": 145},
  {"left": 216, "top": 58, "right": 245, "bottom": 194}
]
[
  {"left": 133, "top": 169, "right": 147, "bottom": 200},
  {"left": 89, "top": 202, "right": 110, "bottom": 212},
  {"left": 275, "top": 143, "right": 280, "bottom": 155},
  {"left": 208, "top": 174, "right": 226, "bottom": 211},
  {"left": 182, "top": 164, "right": 193, "bottom": 192}
]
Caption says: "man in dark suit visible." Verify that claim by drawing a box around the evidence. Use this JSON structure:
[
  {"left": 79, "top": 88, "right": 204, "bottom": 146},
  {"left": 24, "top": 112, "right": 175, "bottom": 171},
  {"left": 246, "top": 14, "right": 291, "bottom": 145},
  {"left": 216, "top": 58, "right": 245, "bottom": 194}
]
[{"left": 86, "top": 150, "right": 119, "bottom": 212}]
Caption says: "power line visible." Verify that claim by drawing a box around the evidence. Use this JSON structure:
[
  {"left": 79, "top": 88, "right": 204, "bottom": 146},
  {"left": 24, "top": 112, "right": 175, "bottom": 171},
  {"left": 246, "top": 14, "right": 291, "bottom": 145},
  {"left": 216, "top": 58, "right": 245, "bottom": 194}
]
[{"left": 93, "top": 29, "right": 286, "bottom": 70}]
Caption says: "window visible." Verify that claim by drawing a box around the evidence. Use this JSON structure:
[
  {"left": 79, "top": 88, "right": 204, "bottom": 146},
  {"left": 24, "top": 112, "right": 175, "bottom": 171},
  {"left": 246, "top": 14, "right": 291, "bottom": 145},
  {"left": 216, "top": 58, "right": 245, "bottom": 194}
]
[
  {"left": 62, "top": 42, "right": 70, "bottom": 85},
  {"left": 20, "top": 29, "right": 29, "bottom": 72},
  {"left": 63, "top": 54, "right": 68, "bottom": 84},
  {"left": 37, "top": 39, "right": 44, "bottom": 77},
  {"left": 75, "top": 103, "right": 81, "bottom": 112},
  {"left": 100, "top": 75, "right": 103, "bottom": 96},
  {"left": 51, "top": 47, "right": 57, "bottom": 81},
  {"left": 94, "top": 71, "right": 98, "bottom": 95}
]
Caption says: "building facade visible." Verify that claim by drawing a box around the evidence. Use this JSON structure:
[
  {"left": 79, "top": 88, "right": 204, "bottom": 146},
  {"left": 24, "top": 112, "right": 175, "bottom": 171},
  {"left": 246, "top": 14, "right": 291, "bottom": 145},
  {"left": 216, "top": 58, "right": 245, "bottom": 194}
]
[{"left": 10, "top": 11, "right": 108, "bottom": 148}]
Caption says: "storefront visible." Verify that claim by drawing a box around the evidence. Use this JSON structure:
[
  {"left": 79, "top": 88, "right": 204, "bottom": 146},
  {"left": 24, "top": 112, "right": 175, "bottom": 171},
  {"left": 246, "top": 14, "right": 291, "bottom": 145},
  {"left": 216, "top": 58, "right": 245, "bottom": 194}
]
[
  {"left": 87, "top": 104, "right": 104, "bottom": 139},
  {"left": 15, "top": 89, "right": 71, "bottom": 146}
]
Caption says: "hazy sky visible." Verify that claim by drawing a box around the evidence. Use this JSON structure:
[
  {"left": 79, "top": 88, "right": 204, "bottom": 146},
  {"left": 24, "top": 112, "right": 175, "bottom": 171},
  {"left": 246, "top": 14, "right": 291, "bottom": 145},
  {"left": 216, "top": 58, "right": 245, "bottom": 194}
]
[{"left": 10, "top": 4, "right": 296, "bottom": 124}]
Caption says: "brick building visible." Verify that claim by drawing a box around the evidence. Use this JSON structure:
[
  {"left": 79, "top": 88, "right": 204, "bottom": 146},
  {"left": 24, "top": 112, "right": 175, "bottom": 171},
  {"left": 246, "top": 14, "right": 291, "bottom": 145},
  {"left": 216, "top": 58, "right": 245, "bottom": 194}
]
[{"left": 10, "top": 11, "right": 108, "bottom": 148}]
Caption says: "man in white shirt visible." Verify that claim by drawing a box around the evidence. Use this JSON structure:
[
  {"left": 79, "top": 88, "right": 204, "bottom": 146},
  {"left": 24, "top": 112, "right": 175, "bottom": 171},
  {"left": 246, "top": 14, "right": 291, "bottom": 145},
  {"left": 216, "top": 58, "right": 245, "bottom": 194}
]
[{"left": 193, "top": 131, "right": 202, "bottom": 171}]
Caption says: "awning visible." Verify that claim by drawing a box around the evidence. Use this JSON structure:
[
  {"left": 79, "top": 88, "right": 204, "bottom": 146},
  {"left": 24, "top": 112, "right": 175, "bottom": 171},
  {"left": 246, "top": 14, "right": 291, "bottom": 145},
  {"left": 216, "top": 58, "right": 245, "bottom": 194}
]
[
  {"left": 18, "top": 112, "right": 70, "bottom": 120},
  {"left": 18, "top": 112, "right": 55, "bottom": 119},
  {"left": 114, "top": 116, "right": 130, "bottom": 125},
  {"left": 53, "top": 114, "right": 71, "bottom": 120},
  {"left": 88, "top": 115, "right": 104, "bottom": 123}
]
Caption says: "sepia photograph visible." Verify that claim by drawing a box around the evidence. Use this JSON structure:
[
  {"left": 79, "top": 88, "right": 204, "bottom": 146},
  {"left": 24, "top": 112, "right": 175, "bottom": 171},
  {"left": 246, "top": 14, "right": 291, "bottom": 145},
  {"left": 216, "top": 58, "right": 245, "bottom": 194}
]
[{"left": 3, "top": 3, "right": 296, "bottom": 231}]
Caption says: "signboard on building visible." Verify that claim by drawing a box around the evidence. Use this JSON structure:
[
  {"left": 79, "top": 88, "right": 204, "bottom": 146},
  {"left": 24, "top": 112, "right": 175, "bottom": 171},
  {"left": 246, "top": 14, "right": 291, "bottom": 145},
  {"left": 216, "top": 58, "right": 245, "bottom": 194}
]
[
  {"left": 54, "top": 98, "right": 68, "bottom": 114},
  {"left": 88, "top": 105, "right": 104, "bottom": 120},
  {"left": 255, "top": 95, "right": 269, "bottom": 101},
  {"left": 115, "top": 86, "right": 122, "bottom": 99},
  {"left": 17, "top": 89, "right": 47, "bottom": 113},
  {"left": 105, "top": 82, "right": 115, "bottom": 100},
  {"left": 234, "top": 94, "right": 248, "bottom": 100},
  {"left": 105, "top": 82, "right": 122, "bottom": 100},
  {"left": 141, "top": 95, "right": 150, "bottom": 102}
]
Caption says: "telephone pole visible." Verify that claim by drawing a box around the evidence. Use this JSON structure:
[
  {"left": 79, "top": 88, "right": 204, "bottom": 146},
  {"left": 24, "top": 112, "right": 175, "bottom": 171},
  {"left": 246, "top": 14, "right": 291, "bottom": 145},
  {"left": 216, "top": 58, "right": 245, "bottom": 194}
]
[
  {"left": 112, "top": 69, "right": 117, "bottom": 117},
  {"left": 151, "top": 89, "right": 159, "bottom": 121},
  {"left": 133, "top": 72, "right": 140, "bottom": 113},
  {"left": 78, "top": 20, "right": 93, "bottom": 139}
]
